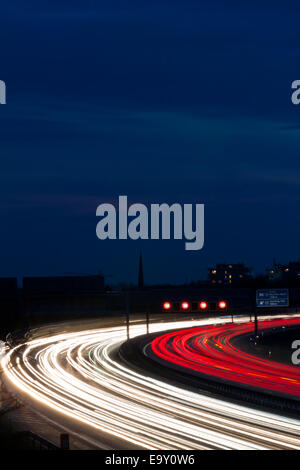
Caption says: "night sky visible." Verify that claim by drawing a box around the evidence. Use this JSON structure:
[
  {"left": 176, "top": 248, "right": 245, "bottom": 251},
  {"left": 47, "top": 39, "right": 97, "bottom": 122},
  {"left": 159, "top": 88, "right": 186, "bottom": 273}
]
[{"left": 1, "top": 1, "right": 300, "bottom": 285}]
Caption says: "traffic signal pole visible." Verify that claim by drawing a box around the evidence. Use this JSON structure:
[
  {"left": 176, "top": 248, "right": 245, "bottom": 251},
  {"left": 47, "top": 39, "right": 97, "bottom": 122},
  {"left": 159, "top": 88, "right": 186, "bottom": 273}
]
[
  {"left": 126, "top": 292, "right": 130, "bottom": 340},
  {"left": 146, "top": 308, "right": 149, "bottom": 335}
]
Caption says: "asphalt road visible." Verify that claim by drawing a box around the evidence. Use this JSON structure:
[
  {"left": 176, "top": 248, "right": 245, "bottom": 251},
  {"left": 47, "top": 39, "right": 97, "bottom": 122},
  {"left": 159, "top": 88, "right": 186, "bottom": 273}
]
[
  {"left": 148, "top": 317, "right": 300, "bottom": 398},
  {"left": 2, "top": 314, "right": 300, "bottom": 450}
]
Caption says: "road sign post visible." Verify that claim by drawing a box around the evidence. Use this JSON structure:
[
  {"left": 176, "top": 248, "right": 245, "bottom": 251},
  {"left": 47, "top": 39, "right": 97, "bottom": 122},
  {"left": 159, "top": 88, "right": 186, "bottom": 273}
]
[
  {"left": 255, "top": 288, "right": 289, "bottom": 336},
  {"left": 252, "top": 289, "right": 258, "bottom": 337},
  {"left": 254, "top": 308, "right": 258, "bottom": 337}
]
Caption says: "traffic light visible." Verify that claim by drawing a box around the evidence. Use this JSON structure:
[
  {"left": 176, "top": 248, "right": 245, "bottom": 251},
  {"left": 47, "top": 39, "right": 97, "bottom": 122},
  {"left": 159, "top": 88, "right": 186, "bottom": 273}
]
[
  {"left": 181, "top": 301, "right": 190, "bottom": 311},
  {"left": 218, "top": 300, "right": 227, "bottom": 310}
]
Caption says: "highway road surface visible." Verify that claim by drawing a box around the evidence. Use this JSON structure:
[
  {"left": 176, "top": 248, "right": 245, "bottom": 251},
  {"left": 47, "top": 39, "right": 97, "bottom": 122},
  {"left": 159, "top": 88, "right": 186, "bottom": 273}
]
[
  {"left": 149, "top": 317, "right": 300, "bottom": 397},
  {"left": 2, "top": 315, "right": 300, "bottom": 450}
]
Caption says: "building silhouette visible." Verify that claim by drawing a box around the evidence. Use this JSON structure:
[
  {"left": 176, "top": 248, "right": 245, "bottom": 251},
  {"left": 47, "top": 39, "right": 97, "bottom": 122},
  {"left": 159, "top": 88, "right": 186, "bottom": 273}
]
[
  {"left": 208, "top": 263, "right": 252, "bottom": 286},
  {"left": 266, "top": 260, "right": 300, "bottom": 283}
]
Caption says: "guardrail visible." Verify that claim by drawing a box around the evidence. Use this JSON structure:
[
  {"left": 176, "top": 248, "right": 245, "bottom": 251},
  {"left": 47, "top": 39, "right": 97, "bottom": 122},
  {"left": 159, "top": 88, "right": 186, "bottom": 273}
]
[
  {"left": 0, "top": 375, "right": 22, "bottom": 415},
  {"left": 16, "top": 431, "right": 60, "bottom": 450}
]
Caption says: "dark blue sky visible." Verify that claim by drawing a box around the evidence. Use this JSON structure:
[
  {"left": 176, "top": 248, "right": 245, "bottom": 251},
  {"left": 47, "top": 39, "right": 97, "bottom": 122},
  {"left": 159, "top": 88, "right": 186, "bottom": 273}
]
[{"left": 1, "top": 1, "right": 300, "bottom": 284}]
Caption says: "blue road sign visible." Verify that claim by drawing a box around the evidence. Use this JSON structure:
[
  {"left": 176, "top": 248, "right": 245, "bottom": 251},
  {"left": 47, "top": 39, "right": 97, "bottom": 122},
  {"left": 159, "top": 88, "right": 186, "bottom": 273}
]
[{"left": 256, "top": 288, "right": 289, "bottom": 307}]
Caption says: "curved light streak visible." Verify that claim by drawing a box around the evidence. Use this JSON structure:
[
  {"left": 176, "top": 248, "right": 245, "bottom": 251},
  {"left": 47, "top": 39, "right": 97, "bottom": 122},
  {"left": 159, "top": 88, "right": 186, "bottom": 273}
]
[
  {"left": 151, "top": 317, "right": 300, "bottom": 396},
  {"left": 2, "top": 316, "right": 300, "bottom": 450}
]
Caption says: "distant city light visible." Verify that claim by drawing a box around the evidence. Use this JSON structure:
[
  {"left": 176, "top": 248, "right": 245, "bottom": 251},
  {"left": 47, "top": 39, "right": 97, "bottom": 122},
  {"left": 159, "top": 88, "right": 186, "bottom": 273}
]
[
  {"left": 199, "top": 301, "right": 207, "bottom": 310},
  {"left": 181, "top": 302, "right": 189, "bottom": 310}
]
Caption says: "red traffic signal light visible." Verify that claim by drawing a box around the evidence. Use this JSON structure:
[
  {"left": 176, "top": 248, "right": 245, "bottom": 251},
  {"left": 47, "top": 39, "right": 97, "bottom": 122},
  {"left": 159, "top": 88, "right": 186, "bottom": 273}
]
[
  {"left": 163, "top": 302, "right": 171, "bottom": 310},
  {"left": 181, "top": 301, "right": 189, "bottom": 310},
  {"left": 199, "top": 301, "right": 207, "bottom": 310},
  {"left": 218, "top": 300, "right": 227, "bottom": 309}
]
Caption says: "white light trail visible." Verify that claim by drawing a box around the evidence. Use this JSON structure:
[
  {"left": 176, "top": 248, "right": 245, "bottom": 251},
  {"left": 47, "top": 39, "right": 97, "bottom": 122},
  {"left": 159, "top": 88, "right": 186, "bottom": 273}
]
[{"left": 2, "top": 316, "right": 300, "bottom": 450}]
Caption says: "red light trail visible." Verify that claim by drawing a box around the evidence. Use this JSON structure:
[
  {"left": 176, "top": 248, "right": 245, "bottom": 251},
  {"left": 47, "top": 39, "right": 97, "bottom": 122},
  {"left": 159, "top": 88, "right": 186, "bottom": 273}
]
[{"left": 151, "top": 317, "right": 300, "bottom": 398}]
